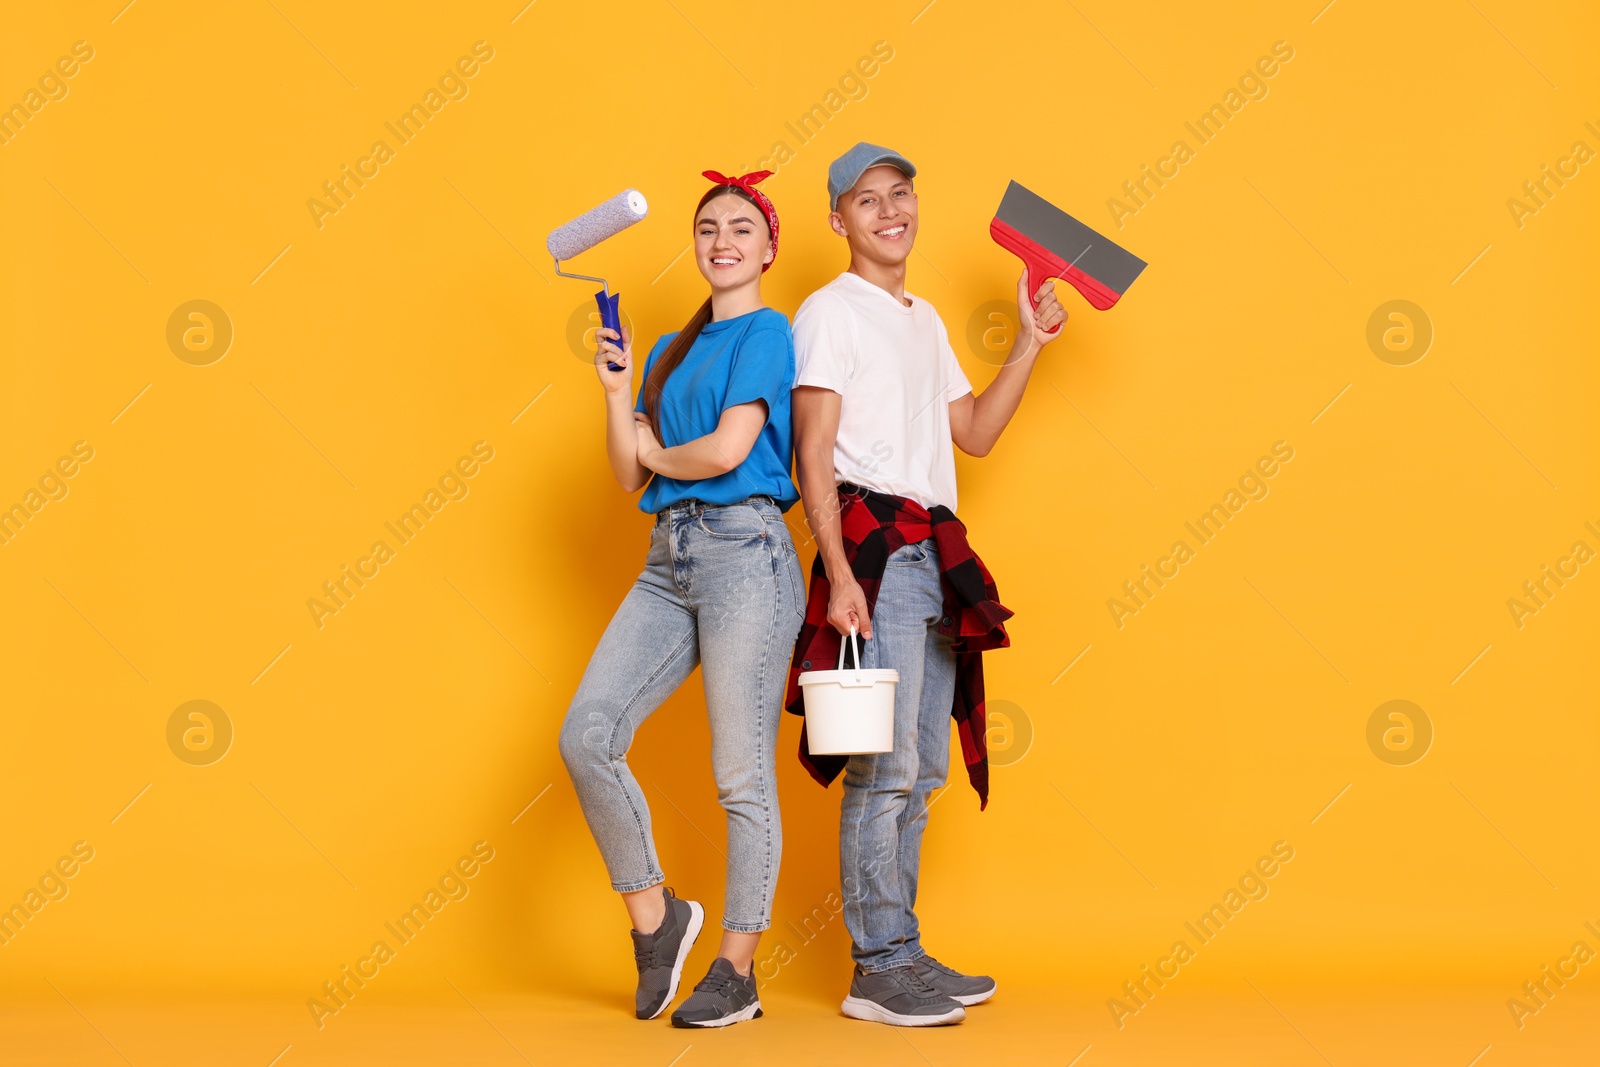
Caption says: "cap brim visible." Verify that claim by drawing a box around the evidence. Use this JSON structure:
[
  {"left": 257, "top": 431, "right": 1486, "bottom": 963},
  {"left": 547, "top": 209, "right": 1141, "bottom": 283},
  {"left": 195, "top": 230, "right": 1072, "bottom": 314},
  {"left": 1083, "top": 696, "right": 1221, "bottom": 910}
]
[{"left": 834, "top": 155, "right": 917, "bottom": 208}]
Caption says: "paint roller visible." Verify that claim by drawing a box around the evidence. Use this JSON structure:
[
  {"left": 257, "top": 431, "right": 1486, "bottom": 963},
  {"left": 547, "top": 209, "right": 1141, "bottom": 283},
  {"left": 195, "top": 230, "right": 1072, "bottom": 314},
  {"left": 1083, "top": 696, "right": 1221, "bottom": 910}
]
[
  {"left": 990, "top": 180, "right": 1147, "bottom": 324},
  {"left": 547, "top": 190, "right": 649, "bottom": 371}
]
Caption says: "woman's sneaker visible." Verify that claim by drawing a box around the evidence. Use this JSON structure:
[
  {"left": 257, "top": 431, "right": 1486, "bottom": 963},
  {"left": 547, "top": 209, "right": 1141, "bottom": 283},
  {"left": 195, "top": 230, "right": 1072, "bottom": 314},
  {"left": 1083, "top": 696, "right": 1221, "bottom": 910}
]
[
  {"left": 631, "top": 888, "right": 704, "bottom": 1020},
  {"left": 841, "top": 964, "right": 966, "bottom": 1026},
  {"left": 913, "top": 954, "right": 997, "bottom": 1005},
  {"left": 670, "top": 957, "right": 764, "bottom": 1028}
]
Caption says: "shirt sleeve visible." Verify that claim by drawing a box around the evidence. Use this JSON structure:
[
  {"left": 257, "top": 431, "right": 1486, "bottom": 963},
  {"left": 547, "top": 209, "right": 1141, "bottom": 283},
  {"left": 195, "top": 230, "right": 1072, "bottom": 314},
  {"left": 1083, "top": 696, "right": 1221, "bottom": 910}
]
[
  {"left": 723, "top": 319, "right": 793, "bottom": 423},
  {"left": 936, "top": 316, "right": 973, "bottom": 402},
  {"left": 634, "top": 335, "right": 672, "bottom": 414},
  {"left": 792, "top": 292, "right": 855, "bottom": 394}
]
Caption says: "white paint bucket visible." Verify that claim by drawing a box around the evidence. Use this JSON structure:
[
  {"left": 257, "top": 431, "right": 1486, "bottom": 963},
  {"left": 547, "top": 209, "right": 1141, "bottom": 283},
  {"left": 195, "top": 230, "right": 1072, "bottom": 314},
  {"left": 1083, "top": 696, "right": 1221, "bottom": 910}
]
[{"left": 799, "top": 625, "right": 898, "bottom": 755}]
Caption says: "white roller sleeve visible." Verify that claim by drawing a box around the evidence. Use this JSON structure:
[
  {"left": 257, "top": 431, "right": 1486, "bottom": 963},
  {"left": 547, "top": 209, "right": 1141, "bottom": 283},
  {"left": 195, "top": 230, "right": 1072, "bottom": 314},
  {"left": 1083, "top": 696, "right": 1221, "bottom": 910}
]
[{"left": 546, "top": 190, "right": 649, "bottom": 260}]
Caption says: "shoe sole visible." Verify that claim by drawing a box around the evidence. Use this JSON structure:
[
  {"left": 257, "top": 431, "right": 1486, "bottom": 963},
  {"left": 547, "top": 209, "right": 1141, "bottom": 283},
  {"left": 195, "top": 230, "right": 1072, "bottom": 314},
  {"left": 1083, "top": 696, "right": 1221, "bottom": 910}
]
[
  {"left": 671, "top": 1003, "right": 764, "bottom": 1028},
  {"left": 841, "top": 995, "right": 965, "bottom": 1027},
  {"left": 643, "top": 900, "right": 705, "bottom": 1021},
  {"left": 951, "top": 983, "right": 996, "bottom": 1006}
]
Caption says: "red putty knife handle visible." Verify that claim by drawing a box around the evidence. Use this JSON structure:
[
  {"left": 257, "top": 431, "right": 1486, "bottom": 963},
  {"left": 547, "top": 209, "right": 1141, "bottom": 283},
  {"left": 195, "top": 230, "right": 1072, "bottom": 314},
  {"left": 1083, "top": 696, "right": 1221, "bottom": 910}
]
[{"left": 990, "top": 217, "right": 1121, "bottom": 315}]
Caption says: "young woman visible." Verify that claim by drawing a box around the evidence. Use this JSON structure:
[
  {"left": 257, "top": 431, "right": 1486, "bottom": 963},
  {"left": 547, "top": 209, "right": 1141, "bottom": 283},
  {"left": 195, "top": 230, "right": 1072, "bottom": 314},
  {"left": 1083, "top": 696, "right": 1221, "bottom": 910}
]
[{"left": 557, "top": 170, "right": 804, "bottom": 1028}]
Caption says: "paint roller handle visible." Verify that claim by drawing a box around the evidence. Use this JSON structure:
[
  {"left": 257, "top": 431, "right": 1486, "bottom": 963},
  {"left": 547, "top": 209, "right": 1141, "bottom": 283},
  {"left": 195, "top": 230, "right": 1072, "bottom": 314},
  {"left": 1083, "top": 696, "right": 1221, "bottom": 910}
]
[{"left": 595, "top": 289, "right": 624, "bottom": 372}]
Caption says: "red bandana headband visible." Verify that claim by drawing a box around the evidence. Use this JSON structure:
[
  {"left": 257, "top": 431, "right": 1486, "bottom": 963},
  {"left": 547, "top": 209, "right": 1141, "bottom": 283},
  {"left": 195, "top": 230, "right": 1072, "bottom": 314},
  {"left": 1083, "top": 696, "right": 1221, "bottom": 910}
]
[{"left": 702, "top": 169, "right": 779, "bottom": 271}]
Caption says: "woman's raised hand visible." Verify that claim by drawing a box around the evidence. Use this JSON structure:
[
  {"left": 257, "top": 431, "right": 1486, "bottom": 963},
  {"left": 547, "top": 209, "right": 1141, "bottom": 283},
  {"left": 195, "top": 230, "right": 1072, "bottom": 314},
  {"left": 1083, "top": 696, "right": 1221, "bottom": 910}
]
[{"left": 595, "top": 325, "right": 632, "bottom": 392}]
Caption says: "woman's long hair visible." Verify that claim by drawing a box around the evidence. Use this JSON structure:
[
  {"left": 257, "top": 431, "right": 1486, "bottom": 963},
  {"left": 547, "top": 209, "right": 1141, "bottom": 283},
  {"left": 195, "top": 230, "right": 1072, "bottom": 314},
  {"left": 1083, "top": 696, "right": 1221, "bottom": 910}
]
[{"left": 641, "top": 184, "right": 771, "bottom": 441}]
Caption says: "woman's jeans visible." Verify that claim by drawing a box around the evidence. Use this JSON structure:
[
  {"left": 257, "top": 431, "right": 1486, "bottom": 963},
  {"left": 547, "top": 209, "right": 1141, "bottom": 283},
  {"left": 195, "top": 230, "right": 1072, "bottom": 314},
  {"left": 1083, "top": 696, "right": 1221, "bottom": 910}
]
[
  {"left": 558, "top": 497, "right": 805, "bottom": 933},
  {"left": 839, "top": 537, "right": 958, "bottom": 972}
]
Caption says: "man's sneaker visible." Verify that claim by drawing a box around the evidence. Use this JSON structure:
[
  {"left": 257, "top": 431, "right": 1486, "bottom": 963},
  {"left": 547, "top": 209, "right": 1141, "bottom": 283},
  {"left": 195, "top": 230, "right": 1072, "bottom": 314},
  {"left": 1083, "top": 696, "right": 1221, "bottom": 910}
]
[
  {"left": 670, "top": 957, "right": 764, "bottom": 1028},
  {"left": 630, "top": 887, "right": 704, "bottom": 1020},
  {"left": 913, "top": 954, "right": 997, "bottom": 1006},
  {"left": 841, "top": 964, "right": 966, "bottom": 1026}
]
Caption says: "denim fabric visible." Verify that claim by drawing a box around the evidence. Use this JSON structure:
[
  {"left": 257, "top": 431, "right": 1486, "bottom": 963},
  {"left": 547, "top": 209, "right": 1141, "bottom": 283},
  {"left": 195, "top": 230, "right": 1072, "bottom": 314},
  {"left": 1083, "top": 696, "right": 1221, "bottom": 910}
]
[
  {"left": 838, "top": 536, "right": 958, "bottom": 972},
  {"left": 558, "top": 497, "right": 805, "bottom": 932}
]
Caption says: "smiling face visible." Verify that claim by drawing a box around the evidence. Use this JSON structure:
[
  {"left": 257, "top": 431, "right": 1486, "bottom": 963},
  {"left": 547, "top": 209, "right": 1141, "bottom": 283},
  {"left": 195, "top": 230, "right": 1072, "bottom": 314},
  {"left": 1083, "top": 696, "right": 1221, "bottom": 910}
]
[
  {"left": 694, "top": 191, "right": 773, "bottom": 290},
  {"left": 830, "top": 164, "right": 917, "bottom": 267}
]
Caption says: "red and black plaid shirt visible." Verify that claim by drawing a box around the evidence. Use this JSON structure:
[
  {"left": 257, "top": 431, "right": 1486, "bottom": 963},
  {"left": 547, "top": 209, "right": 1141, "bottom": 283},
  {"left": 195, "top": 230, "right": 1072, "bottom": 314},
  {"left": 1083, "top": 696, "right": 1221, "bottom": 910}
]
[{"left": 784, "top": 484, "right": 1013, "bottom": 808}]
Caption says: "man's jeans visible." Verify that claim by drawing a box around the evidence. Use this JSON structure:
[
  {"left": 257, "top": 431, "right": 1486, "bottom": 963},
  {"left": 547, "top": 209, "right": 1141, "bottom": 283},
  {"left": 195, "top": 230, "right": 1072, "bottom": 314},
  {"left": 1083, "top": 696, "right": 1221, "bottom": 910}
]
[
  {"left": 839, "top": 536, "right": 957, "bottom": 972},
  {"left": 558, "top": 498, "right": 805, "bottom": 932}
]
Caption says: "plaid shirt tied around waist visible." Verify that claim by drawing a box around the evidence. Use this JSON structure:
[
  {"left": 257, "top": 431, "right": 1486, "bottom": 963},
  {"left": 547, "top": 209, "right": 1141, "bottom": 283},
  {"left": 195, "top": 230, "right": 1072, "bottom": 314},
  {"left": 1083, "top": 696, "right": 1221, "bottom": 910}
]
[{"left": 783, "top": 483, "right": 1013, "bottom": 808}]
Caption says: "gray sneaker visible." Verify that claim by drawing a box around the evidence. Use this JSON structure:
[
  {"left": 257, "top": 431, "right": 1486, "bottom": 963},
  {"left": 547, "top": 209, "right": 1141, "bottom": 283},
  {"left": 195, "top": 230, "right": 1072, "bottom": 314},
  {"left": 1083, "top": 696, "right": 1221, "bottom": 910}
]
[
  {"left": 671, "top": 957, "right": 764, "bottom": 1028},
  {"left": 913, "top": 954, "right": 997, "bottom": 1005},
  {"left": 841, "top": 964, "right": 966, "bottom": 1026},
  {"left": 630, "top": 888, "right": 704, "bottom": 1020}
]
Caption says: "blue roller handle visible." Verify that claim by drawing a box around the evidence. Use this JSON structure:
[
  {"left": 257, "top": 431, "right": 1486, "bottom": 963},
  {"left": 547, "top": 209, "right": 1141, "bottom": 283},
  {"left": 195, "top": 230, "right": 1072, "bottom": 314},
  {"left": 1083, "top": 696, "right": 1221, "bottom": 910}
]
[{"left": 595, "top": 289, "right": 624, "bottom": 372}]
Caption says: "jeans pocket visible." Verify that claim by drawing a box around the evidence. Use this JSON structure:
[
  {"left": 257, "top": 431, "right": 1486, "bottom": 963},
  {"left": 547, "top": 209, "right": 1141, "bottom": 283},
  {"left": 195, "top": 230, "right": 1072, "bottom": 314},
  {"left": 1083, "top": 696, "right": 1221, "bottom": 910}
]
[
  {"left": 697, "top": 503, "right": 767, "bottom": 540},
  {"left": 646, "top": 518, "right": 670, "bottom": 567},
  {"left": 781, "top": 539, "right": 806, "bottom": 618},
  {"left": 885, "top": 538, "right": 932, "bottom": 566}
]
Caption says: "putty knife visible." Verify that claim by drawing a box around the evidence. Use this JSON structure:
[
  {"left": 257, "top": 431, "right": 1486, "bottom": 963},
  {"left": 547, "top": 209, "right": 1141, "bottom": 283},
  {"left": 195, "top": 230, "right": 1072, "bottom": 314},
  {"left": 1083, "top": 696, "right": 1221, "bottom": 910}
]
[{"left": 991, "top": 180, "right": 1147, "bottom": 313}]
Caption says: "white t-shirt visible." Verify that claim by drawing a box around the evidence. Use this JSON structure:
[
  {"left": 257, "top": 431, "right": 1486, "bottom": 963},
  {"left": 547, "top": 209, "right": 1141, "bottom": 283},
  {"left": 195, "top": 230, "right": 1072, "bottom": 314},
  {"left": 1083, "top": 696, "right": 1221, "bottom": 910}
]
[{"left": 792, "top": 272, "right": 973, "bottom": 510}]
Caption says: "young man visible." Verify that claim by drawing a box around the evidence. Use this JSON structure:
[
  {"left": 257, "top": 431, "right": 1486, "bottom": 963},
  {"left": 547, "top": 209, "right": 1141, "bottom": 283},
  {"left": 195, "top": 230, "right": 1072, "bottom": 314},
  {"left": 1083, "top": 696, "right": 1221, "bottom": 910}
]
[{"left": 784, "top": 143, "right": 1066, "bottom": 1026}]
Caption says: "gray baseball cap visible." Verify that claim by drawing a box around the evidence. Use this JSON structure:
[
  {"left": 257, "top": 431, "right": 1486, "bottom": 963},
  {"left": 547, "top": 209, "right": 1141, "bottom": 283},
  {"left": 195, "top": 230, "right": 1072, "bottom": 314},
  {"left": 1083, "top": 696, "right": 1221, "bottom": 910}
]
[{"left": 827, "top": 142, "right": 916, "bottom": 210}]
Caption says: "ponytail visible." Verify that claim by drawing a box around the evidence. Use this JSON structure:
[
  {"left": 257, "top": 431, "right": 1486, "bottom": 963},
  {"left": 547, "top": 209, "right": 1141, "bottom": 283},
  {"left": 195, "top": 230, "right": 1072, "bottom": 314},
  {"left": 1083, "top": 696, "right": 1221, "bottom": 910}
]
[{"left": 643, "top": 298, "right": 713, "bottom": 441}]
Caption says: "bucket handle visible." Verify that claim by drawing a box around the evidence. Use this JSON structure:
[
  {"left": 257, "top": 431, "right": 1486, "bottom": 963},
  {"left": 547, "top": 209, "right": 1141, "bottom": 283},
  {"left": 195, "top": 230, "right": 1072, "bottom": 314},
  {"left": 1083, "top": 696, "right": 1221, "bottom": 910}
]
[{"left": 837, "top": 623, "right": 862, "bottom": 680}]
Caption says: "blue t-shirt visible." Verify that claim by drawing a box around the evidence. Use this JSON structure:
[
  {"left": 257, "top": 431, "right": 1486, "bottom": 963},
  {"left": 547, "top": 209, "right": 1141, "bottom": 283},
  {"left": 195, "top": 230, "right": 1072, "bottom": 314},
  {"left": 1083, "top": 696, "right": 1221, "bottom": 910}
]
[{"left": 634, "top": 307, "right": 798, "bottom": 514}]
